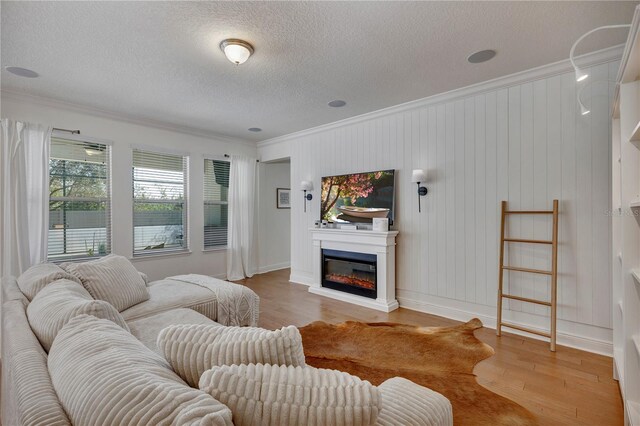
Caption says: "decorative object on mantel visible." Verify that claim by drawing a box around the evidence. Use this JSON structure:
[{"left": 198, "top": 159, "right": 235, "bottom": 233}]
[
  {"left": 372, "top": 217, "right": 389, "bottom": 231},
  {"left": 339, "top": 224, "right": 358, "bottom": 230},
  {"left": 300, "top": 180, "right": 313, "bottom": 212},
  {"left": 411, "top": 169, "right": 428, "bottom": 212},
  {"left": 299, "top": 319, "right": 536, "bottom": 426},
  {"left": 276, "top": 188, "right": 290, "bottom": 209}
]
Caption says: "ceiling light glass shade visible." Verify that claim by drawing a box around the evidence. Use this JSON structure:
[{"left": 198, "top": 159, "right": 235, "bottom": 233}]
[
  {"left": 411, "top": 169, "right": 427, "bottom": 183},
  {"left": 300, "top": 180, "right": 313, "bottom": 191},
  {"left": 220, "top": 39, "right": 254, "bottom": 65}
]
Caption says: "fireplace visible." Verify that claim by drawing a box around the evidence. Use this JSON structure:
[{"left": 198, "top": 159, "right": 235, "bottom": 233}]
[{"left": 322, "top": 249, "right": 377, "bottom": 299}]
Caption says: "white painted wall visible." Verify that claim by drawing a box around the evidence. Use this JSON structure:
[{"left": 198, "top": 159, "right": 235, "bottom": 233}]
[
  {"left": 257, "top": 161, "right": 291, "bottom": 273},
  {"left": 1, "top": 92, "right": 257, "bottom": 281},
  {"left": 258, "top": 51, "right": 620, "bottom": 354}
]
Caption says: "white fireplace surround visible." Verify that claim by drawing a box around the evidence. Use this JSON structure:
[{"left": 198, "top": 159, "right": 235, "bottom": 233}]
[{"left": 309, "top": 228, "right": 399, "bottom": 312}]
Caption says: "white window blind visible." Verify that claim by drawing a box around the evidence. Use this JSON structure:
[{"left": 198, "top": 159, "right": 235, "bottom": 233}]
[
  {"left": 132, "top": 149, "right": 188, "bottom": 256},
  {"left": 48, "top": 137, "right": 111, "bottom": 261},
  {"left": 203, "top": 159, "right": 229, "bottom": 249}
]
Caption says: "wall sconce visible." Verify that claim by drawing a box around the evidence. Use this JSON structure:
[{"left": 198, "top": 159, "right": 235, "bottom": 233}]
[
  {"left": 300, "top": 180, "right": 313, "bottom": 212},
  {"left": 411, "top": 169, "right": 428, "bottom": 213}
]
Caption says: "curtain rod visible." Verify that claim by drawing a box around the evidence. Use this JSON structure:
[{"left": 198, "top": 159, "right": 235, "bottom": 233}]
[
  {"left": 223, "top": 154, "right": 259, "bottom": 163},
  {"left": 53, "top": 127, "right": 80, "bottom": 135}
]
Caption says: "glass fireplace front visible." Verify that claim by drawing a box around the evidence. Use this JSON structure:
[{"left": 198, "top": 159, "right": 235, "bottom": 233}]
[{"left": 322, "top": 249, "right": 377, "bottom": 299}]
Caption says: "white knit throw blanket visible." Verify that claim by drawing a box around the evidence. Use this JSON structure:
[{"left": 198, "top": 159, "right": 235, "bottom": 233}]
[{"left": 167, "top": 274, "right": 259, "bottom": 327}]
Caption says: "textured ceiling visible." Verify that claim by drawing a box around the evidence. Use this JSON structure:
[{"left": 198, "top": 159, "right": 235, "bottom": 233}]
[{"left": 1, "top": 1, "right": 637, "bottom": 142}]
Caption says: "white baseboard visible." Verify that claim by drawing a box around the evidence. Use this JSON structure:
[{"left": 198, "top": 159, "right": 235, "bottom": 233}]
[
  {"left": 289, "top": 271, "right": 314, "bottom": 286},
  {"left": 256, "top": 262, "right": 291, "bottom": 274},
  {"left": 308, "top": 286, "right": 399, "bottom": 312},
  {"left": 397, "top": 296, "right": 613, "bottom": 356}
]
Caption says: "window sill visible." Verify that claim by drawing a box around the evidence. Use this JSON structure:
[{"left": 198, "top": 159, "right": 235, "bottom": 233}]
[
  {"left": 202, "top": 246, "right": 228, "bottom": 253},
  {"left": 130, "top": 250, "right": 192, "bottom": 261}
]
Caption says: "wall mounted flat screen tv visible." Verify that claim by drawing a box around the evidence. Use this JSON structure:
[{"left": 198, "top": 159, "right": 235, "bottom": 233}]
[{"left": 320, "top": 169, "right": 395, "bottom": 225}]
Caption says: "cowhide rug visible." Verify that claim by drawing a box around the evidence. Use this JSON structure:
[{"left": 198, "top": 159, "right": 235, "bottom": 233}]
[{"left": 299, "top": 318, "right": 536, "bottom": 426}]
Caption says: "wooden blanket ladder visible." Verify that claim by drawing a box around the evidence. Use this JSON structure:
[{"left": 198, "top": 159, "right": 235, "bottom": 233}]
[{"left": 496, "top": 200, "right": 559, "bottom": 351}]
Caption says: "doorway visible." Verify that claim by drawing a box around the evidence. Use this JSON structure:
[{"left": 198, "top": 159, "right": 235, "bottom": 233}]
[{"left": 257, "top": 157, "right": 291, "bottom": 273}]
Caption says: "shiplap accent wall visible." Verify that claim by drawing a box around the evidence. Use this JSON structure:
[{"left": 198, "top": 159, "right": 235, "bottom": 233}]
[{"left": 259, "top": 57, "right": 619, "bottom": 354}]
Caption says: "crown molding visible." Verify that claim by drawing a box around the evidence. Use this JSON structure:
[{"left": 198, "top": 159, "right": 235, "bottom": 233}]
[
  {"left": 257, "top": 44, "right": 624, "bottom": 149},
  {"left": 0, "top": 89, "right": 256, "bottom": 148}
]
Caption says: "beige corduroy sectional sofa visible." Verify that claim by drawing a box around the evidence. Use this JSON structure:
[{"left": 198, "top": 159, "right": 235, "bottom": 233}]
[{"left": 1, "top": 255, "right": 453, "bottom": 426}]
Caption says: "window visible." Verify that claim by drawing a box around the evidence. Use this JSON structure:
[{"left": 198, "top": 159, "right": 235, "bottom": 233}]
[
  {"left": 132, "top": 149, "right": 188, "bottom": 256},
  {"left": 48, "top": 137, "right": 111, "bottom": 261},
  {"left": 204, "top": 159, "right": 230, "bottom": 249}
]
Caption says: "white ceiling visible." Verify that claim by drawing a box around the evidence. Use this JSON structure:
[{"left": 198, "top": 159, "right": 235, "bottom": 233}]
[{"left": 1, "top": 1, "right": 636, "bottom": 142}]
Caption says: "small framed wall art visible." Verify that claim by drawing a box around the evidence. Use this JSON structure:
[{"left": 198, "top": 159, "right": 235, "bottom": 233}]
[{"left": 277, "top": 188, "right": 291, "bottom": 209}]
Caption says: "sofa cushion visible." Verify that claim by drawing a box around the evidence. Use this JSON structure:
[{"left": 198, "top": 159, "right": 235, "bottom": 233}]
[
  {"left": 2, "top": 300, "right": 71, "bottom": 426},
  {"left": 375, "top": 377, "right": 452, "bottom": 426},
  {"left": 158, "top": 324, "right": 305, "bottom": 387},
  {"left": 128, "top": 308, "right": 220, "bottom": 354},
  {"left": 120, "top": 278, "right": 214, "bottom": 321},
  {"left": 27, "top": 279, "right": 129, "bottom": 352},
  {"left": 121, "top": 275, "right": 260, "bottom": 328},
  {"left": 16, "top": 262, "right": 81, "bottom": 301},
  {"left": 48, "top": 315, "right": 233, "bottom": 426},
  {"left": 199, "top": 363, "right": 381, "bottom": 426},
  {"left": 62, "top": 254, "right": 149, "bottom": 312}
]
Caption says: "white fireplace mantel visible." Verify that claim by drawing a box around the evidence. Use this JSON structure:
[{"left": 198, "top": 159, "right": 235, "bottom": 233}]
[{"left": 308, "top": 228, "right": 399, "bottom": 312}]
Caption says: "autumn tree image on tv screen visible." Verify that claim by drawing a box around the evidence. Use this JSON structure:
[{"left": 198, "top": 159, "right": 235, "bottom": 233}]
[{"left": 320, "top": 170, "right": 395, "bottom": 224}]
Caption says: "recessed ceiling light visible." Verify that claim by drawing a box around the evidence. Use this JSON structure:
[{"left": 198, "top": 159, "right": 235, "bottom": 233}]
[
  {"left": 328, "top": 100, "right": 346, "bottom": 108},
  {"left": 220, "top": 39, "right": 254, "bottom": 65},
  {"left": 248, "top": 127, "right": 262, "bottom": 132},
  {"left": 467, "top": 50, "right": 496, "bottom": 64},
  {"left": 5, "top": 66, "right": 39, "bottom": 78}
]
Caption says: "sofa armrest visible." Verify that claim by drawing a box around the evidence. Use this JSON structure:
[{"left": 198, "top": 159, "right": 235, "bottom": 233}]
[
  {"left": 2, "top": 300, "right": 71, "bottom": 426},
  {"left": 2, "top": 276, "right": 28, "bottom": 306},
  {"left": 376, "top": 377, "right": 452, "bottom": 426}
]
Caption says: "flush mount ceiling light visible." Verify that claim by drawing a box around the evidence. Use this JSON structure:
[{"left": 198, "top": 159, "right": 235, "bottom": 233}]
[
  {"left": 328, "top": 100, "right": 346, "bottom": 108},
  {"left": 248, "top": 127, "right": 262, "bottom": 132},
  {"left": 219, "top": 39, "right": 254, "bottom": 65},
  {"left": 569, "top": 24, "right": 630, "bottom": 82},
  {"left": 5, "top": 66, "right": 39, "bottom": 78},
  {"left": 467, "top": 49, "right": 496, "bottom": 64}
]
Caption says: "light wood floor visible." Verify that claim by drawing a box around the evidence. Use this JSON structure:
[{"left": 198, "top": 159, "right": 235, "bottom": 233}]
[{"left": 237, "top": 269, "right": 623, "bottom": 426}]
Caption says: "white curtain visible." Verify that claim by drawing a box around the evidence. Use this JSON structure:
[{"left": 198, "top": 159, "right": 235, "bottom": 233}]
[
  {"left": 227, "top": 155, "right": 258, "bottom": 281},
  {"left": 0, "top": 119, "right": 52, "bottom": 277}
]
